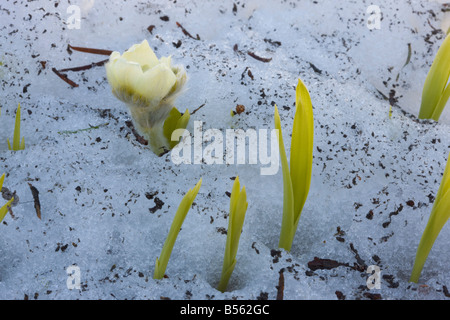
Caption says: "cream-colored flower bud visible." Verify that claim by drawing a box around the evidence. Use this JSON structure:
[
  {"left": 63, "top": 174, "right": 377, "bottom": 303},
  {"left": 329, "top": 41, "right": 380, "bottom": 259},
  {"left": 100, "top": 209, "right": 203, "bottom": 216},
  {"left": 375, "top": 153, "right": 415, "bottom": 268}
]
[{"left": 105, "top": 40, "right": 187, "bottom": 154}]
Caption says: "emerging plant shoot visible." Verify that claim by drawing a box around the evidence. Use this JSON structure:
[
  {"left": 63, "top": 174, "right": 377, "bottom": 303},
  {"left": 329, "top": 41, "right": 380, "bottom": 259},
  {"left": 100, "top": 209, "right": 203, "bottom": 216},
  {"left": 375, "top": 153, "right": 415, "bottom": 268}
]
[
  {"left": 410, "top": 152, "right": 450, "bottom": 283},
  {"left": 7, "top": 103, "right": 25, "bottom": 151},
  {"left": 218, "top": 176, "right": 248, "bottom": 292},
  {"left": 0, "top": 174, "right": 14, "bottom": 222},
  {"left": 275, "top": 79, "right": 314, "bottom": 252},
  {"left": 418, "top": 33, "right": 450, "bottom": 121},
  {"left": 163, "top": 107, "right": 190, "bottom": 149},
  {"left": 154, "top": 178, "right": 202, "bottom": 280}
]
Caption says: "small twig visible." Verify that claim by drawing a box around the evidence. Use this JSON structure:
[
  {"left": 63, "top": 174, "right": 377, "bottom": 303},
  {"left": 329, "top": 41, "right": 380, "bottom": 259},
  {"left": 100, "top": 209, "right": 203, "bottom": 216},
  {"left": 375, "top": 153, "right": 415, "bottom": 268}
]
[
  {"left": 190, "top": 102, "right": 206, "bottom": 115},
  {"left": 263, "top": 38, "right": 282, "bottom": 47},
  {"left": 172, "top": 40, "right": 182, "bottom": 49},
  {"left": 308, "top": 257, "right": 346, "bottom": 271},
  {"left": 28, "top": 183, "right": 41, "bottom": 220},
  {"left": 375, "top": 88, "right": 389, "bottom": 101},
  {"left": 68, "top": 45, "right": 113, "bottom": 56},
  {"left": 402, "top": 43, "right": 412, "bottom": 68},
  {"left": 125, "top": 120, "right": 148, "bottom": 145},
  {"left": 240, "top": 67, "right": 249, "bottom": 80},
  {"left": 53, "top": 46, "right": 111, "bottom": 86},
  {"left": 309, "top": 62, "right": 322, "bottom": 75},
  {"left": 276, "top": 269, "right": 285, "bottom": 300},
  {"left": 427, "top": 19, "right": 438, "bottom": 32},
  {"left": 349, "top": 243, "right": 367, "bottom": 272},
  {"left": 247, "top": 69, "right": 254, "bottom": 80},
  {"left": 52, "top": 68, "right": 78, "bottom": 87},
  {"left": 443, "top": 285, "right": 450, "bottom": 298},
  {"left": 58, "top": 59, "right": 109, "bottom": 73},
  {"left": 176, "top": 22, "right": 200, "bottom": 40},
  {"left": 247, "top": 51, "right": 272, "bottom": 63},
  {"left": 8, "top": 206, "right": 15, "bottom": 219},
  {"left": 233, "top": 44, "right": 245, "bottom": 56},
  {"left": 396, "top": 43, "right": 412, "bottom": 82}
]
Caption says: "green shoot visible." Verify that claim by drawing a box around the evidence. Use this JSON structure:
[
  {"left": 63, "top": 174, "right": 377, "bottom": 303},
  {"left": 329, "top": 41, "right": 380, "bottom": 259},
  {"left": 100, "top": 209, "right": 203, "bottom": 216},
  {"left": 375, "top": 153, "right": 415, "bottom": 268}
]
[
  {"left": 154, "top": 178, "right": 202, "bottom": 280},
  {"left": 0, "top": 174, "right": 14, "bottom": 222},
  {"left": 163, "top": 107, "right": 190, "bottom": 149},
  {"left": 396, "top": 43, "right": 412, "bottom": 82},
  {"left": 410, "top": 152, "right": 450, "bottom": 283},
  {"left": 275, "top": 79, "right": 314, "bottom": 252},
  {"left": 57, "top": 122, "right": 109, "bottom": 135},
  {"left": 218, "top": 176, "right": 248, "bottom": 292},
  {"left": 418, "top": 33, "right": 450, "bottom": 121},
  {"left": 7, "top": 103, "right": 25, "bottom": 151}
]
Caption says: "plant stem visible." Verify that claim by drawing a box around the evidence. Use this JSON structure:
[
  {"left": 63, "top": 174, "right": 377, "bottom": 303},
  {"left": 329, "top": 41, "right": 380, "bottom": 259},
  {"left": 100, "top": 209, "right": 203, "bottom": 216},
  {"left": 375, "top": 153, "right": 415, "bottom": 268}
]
[
  {"left": 218, "top": 261, "right": 236, "bottom": 293},
  {"left": 145, "top": 124, "right": 170, "bottom": 156}
]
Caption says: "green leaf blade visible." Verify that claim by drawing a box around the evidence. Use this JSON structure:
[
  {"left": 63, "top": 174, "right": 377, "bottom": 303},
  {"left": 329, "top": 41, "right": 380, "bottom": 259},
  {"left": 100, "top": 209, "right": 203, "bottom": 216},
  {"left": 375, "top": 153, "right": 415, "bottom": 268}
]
[
  {"left": 0, "top": 197, "right": 13, "bottom": 222},
  {"left": 274, "top": 105, "right": 295, "bottom": 251},
  {"left": 419, "top": 33, "right": 450, "bottom": 120},
  {"left": 0, "top": 174, "right": 13, "bottom": 222},
  {"left": 170, "top": 112, "right": 190, "bottom": 148},
  {"left": 410, "top": 153, "right": 450, "bottom": 282},
  {"left": 431, "top": 82, "right": 450, "bottom": 121},
  {"left": 163, "top": 107, "right": 191, "bottom": 149},
  {"left": 219, "top": 177, "right": 248, "bottom": 292},
  {"left": 290, "top": 79, "right": 314, "bottom": 226},
  {"left": 153, "top": 178, "right": 202, "bottom": 280},
  {"left": 13, "top": 103, "right": 21, "bottom": 150}
]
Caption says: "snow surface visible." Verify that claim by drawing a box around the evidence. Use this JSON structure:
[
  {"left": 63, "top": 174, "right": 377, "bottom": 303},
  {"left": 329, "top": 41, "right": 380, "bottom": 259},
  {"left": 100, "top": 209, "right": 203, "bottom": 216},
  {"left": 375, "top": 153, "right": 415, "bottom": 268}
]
[{"left": 1, "top": 0, "right": 450, "bottom": 300}]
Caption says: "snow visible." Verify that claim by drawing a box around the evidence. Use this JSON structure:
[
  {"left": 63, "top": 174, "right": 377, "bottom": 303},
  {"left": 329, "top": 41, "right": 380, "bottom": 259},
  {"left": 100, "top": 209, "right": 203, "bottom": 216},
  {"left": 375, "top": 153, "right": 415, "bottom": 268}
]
[{"left": 1, "top": 0, "right": 450, "bottom": 300}]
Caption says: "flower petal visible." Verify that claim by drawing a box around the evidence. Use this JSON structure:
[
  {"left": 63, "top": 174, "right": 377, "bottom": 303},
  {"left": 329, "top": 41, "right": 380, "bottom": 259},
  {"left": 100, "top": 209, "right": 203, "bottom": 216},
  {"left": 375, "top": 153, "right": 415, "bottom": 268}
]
[
  {"left": 105, "top": 52, "right": 122, "bottom": 88},
  {"left": 113, "top": 58, "right": 143, "bottom": 91},
  {"left": 173, "top": 66, "right": 187, "bottom": 94},
  {"left": 159, "top": 56, "right": 172, "bottom": 68},
  {"left": 136, "top": 63, "right": 176, "bottom": 102},
  {"left": 122, "top": 39, "right": 159, "bottom": 71}
]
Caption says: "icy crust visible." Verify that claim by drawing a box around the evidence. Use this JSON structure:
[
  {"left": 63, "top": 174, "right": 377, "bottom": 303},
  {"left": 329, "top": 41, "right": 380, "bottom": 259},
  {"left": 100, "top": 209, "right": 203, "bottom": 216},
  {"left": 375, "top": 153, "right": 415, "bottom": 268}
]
[{"left": 0, "top": 0, "right": 450, "bottom": 299}]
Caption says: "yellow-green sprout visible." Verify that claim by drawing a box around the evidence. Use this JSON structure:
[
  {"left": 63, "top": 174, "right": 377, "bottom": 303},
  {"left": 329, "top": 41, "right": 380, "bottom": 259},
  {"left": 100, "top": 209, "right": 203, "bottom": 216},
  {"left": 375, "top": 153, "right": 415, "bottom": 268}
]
[
  {"left": 0, "top": 174, "right": 14, "bottom": 222},
  {"left": 218, "top": 176, "right": 248, "bottom": 292},
  {"left": 275, "top": 79, "right": 314, "bottom": 252},
  {"left": 163, "top": 107, "right": 190, "bottom": 150},
  {"left": 418, "top": 33, "right": 450, "bottom": 121},
  {"left": 7, "top": 103, "right": 25, "bottom": 151},
  {"left": 410, "top": 152, "right": 450, "bottom": 283},
  {"left": 154, "top": 178, "right": 202, "bottom": 280}
]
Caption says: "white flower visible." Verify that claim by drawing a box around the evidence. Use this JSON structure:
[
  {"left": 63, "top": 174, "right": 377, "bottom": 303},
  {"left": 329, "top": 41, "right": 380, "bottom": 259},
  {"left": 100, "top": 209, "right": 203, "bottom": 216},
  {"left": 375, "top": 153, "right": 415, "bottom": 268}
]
[{"left": 105, "top": 40, "right": 186, "bottom": 153}]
